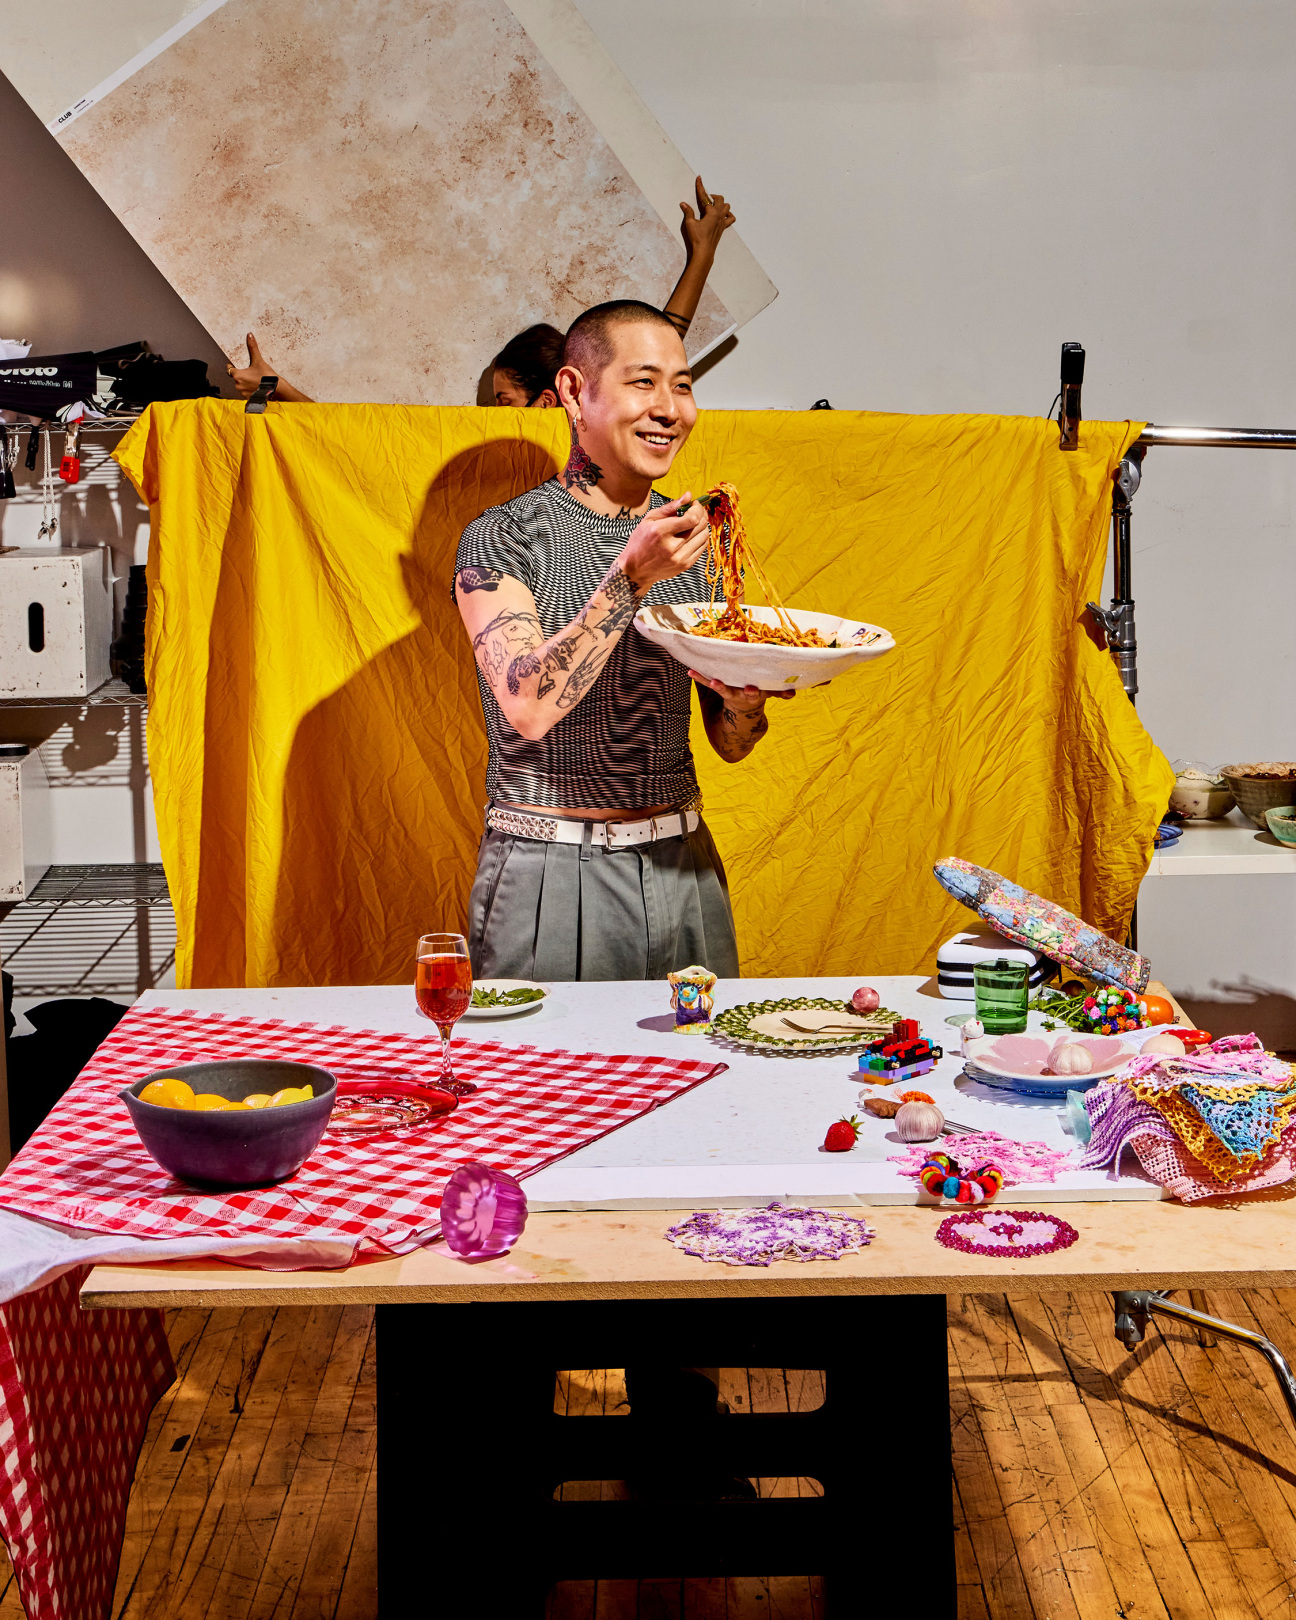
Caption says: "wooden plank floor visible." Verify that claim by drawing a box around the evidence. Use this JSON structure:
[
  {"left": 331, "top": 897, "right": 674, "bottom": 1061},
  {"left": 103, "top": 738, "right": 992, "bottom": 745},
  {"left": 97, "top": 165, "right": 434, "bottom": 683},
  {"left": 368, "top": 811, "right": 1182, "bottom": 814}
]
[{"left": 5, "top": 1292, "right": 1296, "bottom": 1616}]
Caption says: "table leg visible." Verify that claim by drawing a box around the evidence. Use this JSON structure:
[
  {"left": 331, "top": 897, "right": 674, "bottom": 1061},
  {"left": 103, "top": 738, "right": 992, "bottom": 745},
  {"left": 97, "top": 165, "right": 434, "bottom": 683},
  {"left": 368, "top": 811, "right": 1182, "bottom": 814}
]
[
  {"left": 376, "top": 1302, "right": 556, "bottom": 1616},
  {"left": 377, "top": 1293, "right": 953, "bottom": 1617}
]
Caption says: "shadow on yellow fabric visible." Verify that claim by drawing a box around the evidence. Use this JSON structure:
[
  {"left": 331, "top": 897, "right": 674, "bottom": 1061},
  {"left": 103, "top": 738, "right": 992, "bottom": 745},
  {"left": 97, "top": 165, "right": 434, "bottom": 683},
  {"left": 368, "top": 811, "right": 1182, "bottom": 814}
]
[
  {"left": 268, "top": 439, "right": 559, "bottom": 985},
  {"left": 117, "top": 401, "right": 565, "bottom": 987},
  {"left": 116, "top": 402, "right": 1171, "bottom": 989}
]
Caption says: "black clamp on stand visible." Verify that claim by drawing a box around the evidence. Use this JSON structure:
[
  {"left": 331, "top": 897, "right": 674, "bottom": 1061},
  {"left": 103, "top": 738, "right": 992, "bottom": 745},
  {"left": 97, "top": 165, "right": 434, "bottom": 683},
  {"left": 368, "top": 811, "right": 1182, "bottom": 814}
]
[
  {"left": 1058, "top": 341, "right": 1085, "bottom": 450},
  {"left": 245, "top": 375, "right": 279, "bottom": 414},
  {"left": 1086, "top": 445, "right": 1144, "bottom": 704}
]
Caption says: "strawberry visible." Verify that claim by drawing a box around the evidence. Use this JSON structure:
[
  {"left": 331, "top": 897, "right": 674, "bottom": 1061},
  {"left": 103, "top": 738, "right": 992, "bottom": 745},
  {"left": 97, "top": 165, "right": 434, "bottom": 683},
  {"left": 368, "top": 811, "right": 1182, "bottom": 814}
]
[{"left": 823, "top": 1116, "right": 861, "bottom": 1152}]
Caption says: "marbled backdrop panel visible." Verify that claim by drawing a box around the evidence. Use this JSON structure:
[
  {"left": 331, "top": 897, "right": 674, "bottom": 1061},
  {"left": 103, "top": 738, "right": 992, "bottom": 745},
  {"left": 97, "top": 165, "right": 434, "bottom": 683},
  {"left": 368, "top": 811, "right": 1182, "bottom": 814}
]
[{"left": 58, "top": 0, "right": 734, "bottom": 401}]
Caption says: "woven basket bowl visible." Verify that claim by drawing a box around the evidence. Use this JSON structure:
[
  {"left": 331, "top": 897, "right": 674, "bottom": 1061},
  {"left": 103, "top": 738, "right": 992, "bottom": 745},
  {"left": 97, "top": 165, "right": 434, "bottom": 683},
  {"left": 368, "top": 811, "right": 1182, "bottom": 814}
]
[{"left": 1220, "top": 763, "right": 1296, "bottom": 829}]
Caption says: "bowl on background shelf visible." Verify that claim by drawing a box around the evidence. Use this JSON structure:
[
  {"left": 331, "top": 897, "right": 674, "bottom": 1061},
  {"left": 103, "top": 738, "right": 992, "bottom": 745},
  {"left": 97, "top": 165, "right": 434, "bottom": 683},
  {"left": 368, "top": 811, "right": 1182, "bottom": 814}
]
[
  {"left": 1220, "top": 763, "right": 1296, "bottom": 829},
  {"left": 1168, "top": 759, "right": 1234, "bottom": 820},
  {"left": 1264, "top": 806, "right": 1296, "bottom": 846},
  {"left": 121, "top": 1058, "right": 336, "bottom": 1190}
]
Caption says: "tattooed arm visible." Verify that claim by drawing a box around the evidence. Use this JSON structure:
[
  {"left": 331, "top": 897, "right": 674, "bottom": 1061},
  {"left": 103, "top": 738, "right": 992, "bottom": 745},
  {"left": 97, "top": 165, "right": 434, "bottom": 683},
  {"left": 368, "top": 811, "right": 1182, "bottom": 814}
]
[
  {"left": 456, "top": 494, "right": 709, "bottom": 741},
  {"left": 692, "top": 673, "right": 795, "bottom": 764}
]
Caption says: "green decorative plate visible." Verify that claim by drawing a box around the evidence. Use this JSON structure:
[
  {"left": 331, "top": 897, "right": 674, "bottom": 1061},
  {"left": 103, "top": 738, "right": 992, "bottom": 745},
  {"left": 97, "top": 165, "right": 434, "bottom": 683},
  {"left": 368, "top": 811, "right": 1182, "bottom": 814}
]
[{"left": 708, "top": 996, "right": 901, "bottom": 1053}]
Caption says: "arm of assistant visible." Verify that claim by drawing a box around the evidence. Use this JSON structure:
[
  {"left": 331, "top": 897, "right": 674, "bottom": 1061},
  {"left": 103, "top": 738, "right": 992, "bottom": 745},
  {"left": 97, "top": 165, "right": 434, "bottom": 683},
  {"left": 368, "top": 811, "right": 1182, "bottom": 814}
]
[
  {"left": 227, "top": 333, "right": 315, "bottom": 403},
  {"left": 456, "top": 495, "right": 707, "bottom": 742},
  {"left": 692, "top": 674, "right": 795, "bottom": 764},
  {"left": 662, "top": 177, "right": 736, "bottom": 340}
]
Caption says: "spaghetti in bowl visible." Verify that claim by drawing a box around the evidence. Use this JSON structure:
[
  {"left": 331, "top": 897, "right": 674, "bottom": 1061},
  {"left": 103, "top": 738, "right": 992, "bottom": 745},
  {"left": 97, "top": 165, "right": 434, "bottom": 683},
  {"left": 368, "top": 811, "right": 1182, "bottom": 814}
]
[{"left": 634, "top": 602, "right": 895, "bottom": 690}]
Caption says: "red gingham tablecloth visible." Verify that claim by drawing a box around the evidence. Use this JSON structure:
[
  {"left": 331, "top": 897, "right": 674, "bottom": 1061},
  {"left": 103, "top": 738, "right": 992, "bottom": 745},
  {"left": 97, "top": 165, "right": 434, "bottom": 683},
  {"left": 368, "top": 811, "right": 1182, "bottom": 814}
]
[
  {"left": 0, "top": 1006, "right": 726, "bottom": 1257},
  {"left": 0, "top": 1269, "right": 174, "bottom": 1620},
  {"left": 0, "top": 1005, "right": 725, "bottom": 1618}
]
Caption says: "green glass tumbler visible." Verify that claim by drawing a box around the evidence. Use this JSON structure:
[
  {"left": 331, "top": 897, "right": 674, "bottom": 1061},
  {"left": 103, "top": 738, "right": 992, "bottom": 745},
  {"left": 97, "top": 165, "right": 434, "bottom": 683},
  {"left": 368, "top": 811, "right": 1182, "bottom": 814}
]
[{"left": 973, "top": 957, "right": 1030, "bottom": 1034}]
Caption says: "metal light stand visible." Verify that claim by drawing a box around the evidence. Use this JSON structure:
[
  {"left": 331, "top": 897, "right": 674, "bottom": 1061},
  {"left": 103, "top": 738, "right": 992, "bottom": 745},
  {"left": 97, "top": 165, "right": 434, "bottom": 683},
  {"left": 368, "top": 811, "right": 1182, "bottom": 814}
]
[
  {"left": 1087, "top": 447, "right": 1143, "bottom": 705},
  {"left": 1058, "top": 379, "right": 1296, "bottom": 1427},
  {"left": 1113, "top": 1290, "right": 1296, "bottom": 1430},
  {"left": 1059, "top": 366, "right": 1296, "bottom": 948},
  {"left": 1083, "top": 422, "right": 1296, "bottom": 708}
]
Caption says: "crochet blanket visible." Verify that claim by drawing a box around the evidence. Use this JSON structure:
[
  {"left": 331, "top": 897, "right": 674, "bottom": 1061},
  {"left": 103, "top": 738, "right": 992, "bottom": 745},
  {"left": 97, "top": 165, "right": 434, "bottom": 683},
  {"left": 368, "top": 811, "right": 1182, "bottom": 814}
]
[{"left": 1079, "top": 1034, "right": 1296, "bottom": 1201}]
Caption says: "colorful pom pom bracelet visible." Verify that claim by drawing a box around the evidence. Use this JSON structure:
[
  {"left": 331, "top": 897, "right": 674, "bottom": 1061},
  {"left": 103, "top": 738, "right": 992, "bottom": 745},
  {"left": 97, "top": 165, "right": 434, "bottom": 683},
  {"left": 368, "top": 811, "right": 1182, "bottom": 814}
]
[{"left": 919, "top": 1151, "right": 1005, "bottom": 1204}]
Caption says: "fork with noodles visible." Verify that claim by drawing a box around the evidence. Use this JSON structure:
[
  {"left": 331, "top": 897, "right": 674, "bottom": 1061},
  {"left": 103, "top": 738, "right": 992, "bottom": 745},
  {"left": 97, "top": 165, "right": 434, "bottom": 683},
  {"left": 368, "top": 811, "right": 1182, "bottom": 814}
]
[{"left": 686, "top": 483, "right": 828, "bottom": 647}]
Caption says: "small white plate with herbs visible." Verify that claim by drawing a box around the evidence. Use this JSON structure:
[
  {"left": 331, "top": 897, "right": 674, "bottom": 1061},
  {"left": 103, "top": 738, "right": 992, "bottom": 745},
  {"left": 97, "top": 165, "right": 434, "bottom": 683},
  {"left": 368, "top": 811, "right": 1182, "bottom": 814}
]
[{"left": 462, "top": 979, "right": 549, "bottom": 1019}]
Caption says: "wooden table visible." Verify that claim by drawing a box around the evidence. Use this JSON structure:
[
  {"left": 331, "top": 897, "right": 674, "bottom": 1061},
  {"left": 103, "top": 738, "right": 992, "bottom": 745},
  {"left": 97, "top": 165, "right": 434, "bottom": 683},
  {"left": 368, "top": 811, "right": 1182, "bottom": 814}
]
[
  {"left": 81, "top": 1198, "right": 1296, "bottom": 1309},
  {"left": 77, "top": 983, "right": 1296, "bottom": 1617},
  {"left": 83, "top": 1200, "right": 1296, "bottom": 1617}
]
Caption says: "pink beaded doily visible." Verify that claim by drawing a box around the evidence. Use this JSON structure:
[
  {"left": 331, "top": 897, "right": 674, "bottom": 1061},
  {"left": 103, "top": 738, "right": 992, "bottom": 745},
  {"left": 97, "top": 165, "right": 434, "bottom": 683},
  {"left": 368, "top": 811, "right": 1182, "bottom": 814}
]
[{"left": 935, "top": 1208, "right": 1078, "bottom": 1257}]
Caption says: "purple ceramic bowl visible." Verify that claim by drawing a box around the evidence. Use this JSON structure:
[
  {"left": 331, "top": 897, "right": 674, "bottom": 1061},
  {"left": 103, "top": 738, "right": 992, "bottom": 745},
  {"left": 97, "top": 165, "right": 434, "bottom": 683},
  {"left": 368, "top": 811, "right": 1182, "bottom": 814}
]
[{"left": 121, "top": 1059, "right": 336, "bottom": 1190}]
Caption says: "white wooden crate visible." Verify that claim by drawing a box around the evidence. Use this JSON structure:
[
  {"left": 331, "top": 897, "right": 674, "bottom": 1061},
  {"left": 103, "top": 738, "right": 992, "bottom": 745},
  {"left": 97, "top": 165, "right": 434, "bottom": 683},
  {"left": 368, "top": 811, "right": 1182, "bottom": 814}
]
[
  {"left": 0, "top": 548, "right": 113, "bottom": 698},
  {"left": 0, "top": 747, "right": 51, "bottom": 901}
]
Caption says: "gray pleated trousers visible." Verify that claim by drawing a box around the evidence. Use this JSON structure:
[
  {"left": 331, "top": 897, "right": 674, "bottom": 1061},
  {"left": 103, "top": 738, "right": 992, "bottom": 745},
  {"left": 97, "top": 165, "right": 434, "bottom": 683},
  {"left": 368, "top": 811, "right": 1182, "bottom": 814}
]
[{"left": 467, "top": 817, "right": 740, "bottom": 982}]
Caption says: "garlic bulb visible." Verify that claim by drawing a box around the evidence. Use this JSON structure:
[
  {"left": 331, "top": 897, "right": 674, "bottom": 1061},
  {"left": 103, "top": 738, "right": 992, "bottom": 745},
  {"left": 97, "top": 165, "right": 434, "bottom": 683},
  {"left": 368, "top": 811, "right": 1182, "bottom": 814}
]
[
  {"left": 896, "top": 1101, "right": 944, "bottom": 1142},
  {"left": 1142, "top": 1032, "right": 1187, "bottom": 1057},
  {"left": 1051, "top": 1043, "right": 1094, "bottom": 1076}
]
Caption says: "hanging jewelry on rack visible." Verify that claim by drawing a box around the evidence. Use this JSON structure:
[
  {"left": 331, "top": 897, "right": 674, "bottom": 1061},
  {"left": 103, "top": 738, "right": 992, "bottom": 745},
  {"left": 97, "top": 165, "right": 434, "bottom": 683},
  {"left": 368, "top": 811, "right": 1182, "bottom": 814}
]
[
  {"left": 36, "top": 427, "right": 58, "bottom": 541},
  {"left": 0, "top": 424, "right": 17, "bottom": 499}
]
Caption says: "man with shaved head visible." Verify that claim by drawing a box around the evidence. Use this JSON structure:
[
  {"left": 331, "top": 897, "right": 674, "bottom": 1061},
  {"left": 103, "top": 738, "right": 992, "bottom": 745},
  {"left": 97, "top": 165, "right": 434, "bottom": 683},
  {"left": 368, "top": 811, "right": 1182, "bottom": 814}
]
[{"left": 454, "top": 298, "right": 793, "bottom": 982}]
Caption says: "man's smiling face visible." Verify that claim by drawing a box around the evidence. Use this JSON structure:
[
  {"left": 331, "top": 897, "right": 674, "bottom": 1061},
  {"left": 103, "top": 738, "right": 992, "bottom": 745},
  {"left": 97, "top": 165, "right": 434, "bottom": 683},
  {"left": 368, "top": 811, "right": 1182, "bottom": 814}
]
[{"left": 578, "top": 320, "right": 697, "bottom": 484}]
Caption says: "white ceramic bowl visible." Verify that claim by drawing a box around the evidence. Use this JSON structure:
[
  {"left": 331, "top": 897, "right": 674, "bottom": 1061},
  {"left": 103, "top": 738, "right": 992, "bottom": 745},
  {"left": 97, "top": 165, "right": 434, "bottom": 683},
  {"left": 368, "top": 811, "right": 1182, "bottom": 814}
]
[{"left": 633, "top": 603, "right": 895, "bottom": 691}]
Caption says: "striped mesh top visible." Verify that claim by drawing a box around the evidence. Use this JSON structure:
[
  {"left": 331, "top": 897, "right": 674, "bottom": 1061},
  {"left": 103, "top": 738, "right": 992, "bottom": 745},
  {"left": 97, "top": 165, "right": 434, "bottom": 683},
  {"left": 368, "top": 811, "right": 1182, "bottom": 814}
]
[{"left": 455, "top": 479, "right": 711, "bottom": 810}]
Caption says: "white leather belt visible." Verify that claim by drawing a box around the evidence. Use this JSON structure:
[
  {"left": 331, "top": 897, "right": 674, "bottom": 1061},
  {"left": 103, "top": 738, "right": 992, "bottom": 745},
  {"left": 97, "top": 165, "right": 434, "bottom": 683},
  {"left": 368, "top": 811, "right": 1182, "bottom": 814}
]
[{"left": 487, "top": 803, "right": 700, "bottom": 850}]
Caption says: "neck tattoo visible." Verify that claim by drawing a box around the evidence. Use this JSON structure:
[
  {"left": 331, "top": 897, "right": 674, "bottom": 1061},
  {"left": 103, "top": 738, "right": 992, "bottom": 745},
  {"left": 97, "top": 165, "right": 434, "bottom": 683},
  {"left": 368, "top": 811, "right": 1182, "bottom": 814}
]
[{"left": 562, "top": 420, "right": 604, "bottom": 495}]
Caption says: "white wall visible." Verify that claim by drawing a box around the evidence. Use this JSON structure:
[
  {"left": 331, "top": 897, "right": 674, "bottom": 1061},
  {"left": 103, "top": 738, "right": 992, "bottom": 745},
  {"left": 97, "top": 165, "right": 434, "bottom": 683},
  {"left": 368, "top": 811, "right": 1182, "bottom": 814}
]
[{"left": 575, "top": 0, "right": 1296, "bottom": 1042}]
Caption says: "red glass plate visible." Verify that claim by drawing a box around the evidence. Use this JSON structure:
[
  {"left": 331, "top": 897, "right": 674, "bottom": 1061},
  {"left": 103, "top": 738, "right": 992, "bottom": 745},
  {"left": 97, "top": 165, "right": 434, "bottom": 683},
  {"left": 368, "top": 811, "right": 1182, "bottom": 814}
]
[{"left": 326, "top": 1068, "right": 459, "bottom": 1138}]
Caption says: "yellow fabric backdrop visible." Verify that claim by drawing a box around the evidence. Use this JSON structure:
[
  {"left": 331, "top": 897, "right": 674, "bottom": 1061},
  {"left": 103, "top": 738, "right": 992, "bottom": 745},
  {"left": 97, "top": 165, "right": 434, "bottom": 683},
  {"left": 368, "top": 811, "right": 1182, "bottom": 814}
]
[{"left": 116, "top": 401, "right": 1171, "bottom": 989}]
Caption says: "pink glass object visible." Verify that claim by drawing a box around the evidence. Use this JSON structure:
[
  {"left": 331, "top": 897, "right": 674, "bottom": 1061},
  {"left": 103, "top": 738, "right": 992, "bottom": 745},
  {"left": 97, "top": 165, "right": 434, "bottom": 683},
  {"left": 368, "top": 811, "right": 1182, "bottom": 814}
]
[
  {"left": 440, "top": 1161, "right": 528, "bottom": 1257},
  {"left": 326, "top": 1070, "right": 459, "bottom": 1138}
]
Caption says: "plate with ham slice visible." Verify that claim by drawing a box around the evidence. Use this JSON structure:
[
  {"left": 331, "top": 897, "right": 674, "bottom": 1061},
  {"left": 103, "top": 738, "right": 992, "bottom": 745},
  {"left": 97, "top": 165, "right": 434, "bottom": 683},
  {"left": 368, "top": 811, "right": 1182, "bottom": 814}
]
[{"left": 963, "top": 1032, "right": 1136, "bottom": 1097}]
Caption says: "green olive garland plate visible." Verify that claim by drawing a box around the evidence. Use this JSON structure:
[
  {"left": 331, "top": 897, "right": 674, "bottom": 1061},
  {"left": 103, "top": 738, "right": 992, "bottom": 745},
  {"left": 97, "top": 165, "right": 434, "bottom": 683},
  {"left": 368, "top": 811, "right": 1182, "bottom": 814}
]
[{"left": 707, "top": 996, "right": 901, "bottom": 1053}]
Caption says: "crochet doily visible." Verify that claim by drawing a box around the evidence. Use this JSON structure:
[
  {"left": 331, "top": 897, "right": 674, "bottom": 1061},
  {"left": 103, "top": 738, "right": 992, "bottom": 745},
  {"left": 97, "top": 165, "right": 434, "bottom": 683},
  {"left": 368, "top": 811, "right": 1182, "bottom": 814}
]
[
  {"left": 935, "top": 1208, "right": 1079, "bottom": 1258},
  {"left": 1081, "top": 1080, "right": 1296, "bottom": 1203},
  {"left": 1086, "top": 1039, "right": 1296, "bottom": 1188},
  {"left": 666, "top": 1202, "right": 875, "bottom": 1267}
]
